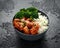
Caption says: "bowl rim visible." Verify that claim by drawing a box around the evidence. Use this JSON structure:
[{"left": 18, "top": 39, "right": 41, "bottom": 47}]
[{"left": 12, "top": 10, "right": 49, "bottom": 36}]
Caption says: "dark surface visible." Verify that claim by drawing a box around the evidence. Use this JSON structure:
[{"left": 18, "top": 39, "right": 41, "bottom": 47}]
[{"left": 0, "top": 0, "right": 60, "bottom": 48}]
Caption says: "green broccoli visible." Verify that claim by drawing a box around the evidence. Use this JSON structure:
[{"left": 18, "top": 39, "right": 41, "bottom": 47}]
[{"left": 14, "top": 7, "right": 38, "bottom": 19}]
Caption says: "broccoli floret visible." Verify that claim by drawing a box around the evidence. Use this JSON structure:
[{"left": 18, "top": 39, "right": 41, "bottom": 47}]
[
  {"left": 27, "top": 7, "right": 38, "bottom": 12},
  {"left": 14, "top": 7, "right": 38, "bottom": 19}
]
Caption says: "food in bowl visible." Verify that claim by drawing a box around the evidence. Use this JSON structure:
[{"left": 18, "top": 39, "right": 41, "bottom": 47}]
[{"left": 13, "top": 7, "right": 48, "bottom": 35}]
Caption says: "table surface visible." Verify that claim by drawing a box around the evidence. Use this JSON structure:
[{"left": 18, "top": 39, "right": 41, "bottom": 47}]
[{"left": 0, "top": 0, "right": 60, "bottom": 48}]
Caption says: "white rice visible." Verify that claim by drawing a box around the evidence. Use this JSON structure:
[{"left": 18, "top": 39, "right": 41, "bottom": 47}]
[{"left": 34, "top": 13, "right": 48, "bottom": 34}]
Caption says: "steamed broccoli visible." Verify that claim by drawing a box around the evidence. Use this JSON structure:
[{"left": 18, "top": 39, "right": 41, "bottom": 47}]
[{"left": 14, "top": 7, "right": 38, "bottom": 19}]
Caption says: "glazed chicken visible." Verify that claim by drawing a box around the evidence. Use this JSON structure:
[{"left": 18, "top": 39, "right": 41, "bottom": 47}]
[{"left": 13, "top": 17, "right": 40, "bottom": 35}]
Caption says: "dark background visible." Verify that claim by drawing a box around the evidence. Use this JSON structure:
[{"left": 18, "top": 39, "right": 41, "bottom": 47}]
[{"left": 0, "top": 0, "right": 60, "bottom": 48}]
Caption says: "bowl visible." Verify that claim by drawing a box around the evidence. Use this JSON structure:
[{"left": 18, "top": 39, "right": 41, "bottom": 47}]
[{"left": 13, "top": 10, "right": 49, "bottom": 41}]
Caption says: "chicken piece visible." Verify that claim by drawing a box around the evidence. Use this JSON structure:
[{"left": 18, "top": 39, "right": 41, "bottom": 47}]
[
  {"left": 25, "top": 21, "right": 34, "bottom": 28},
  {"left": 21, "top": 17, "right": 27, "bottom": 22},
  {"left": 35, "top": 24, "right": 40, "bottom": 30},
  {"left": 30, "top": 23, "right": 40, "bottom": 35},
  {"left": 18, "top": 22, "right": 24, "bottom": 31},
  {"left": 26, "top": 18, "right": 32, "bottom": 22},
  {"left": 13, "top": 21, "right": 20, "bottom": 29},
  {"left": 13, "top": 20, "right": 24, "bottom": 31},
  {"left": 13, "top": 18, "right": 20, "bottom": 26},
  {"left": 14, "top": 18, "right": 20, "bottom": 22},
  {"left": 23, "top": 26, "right": 29, "bottom": 34}
]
